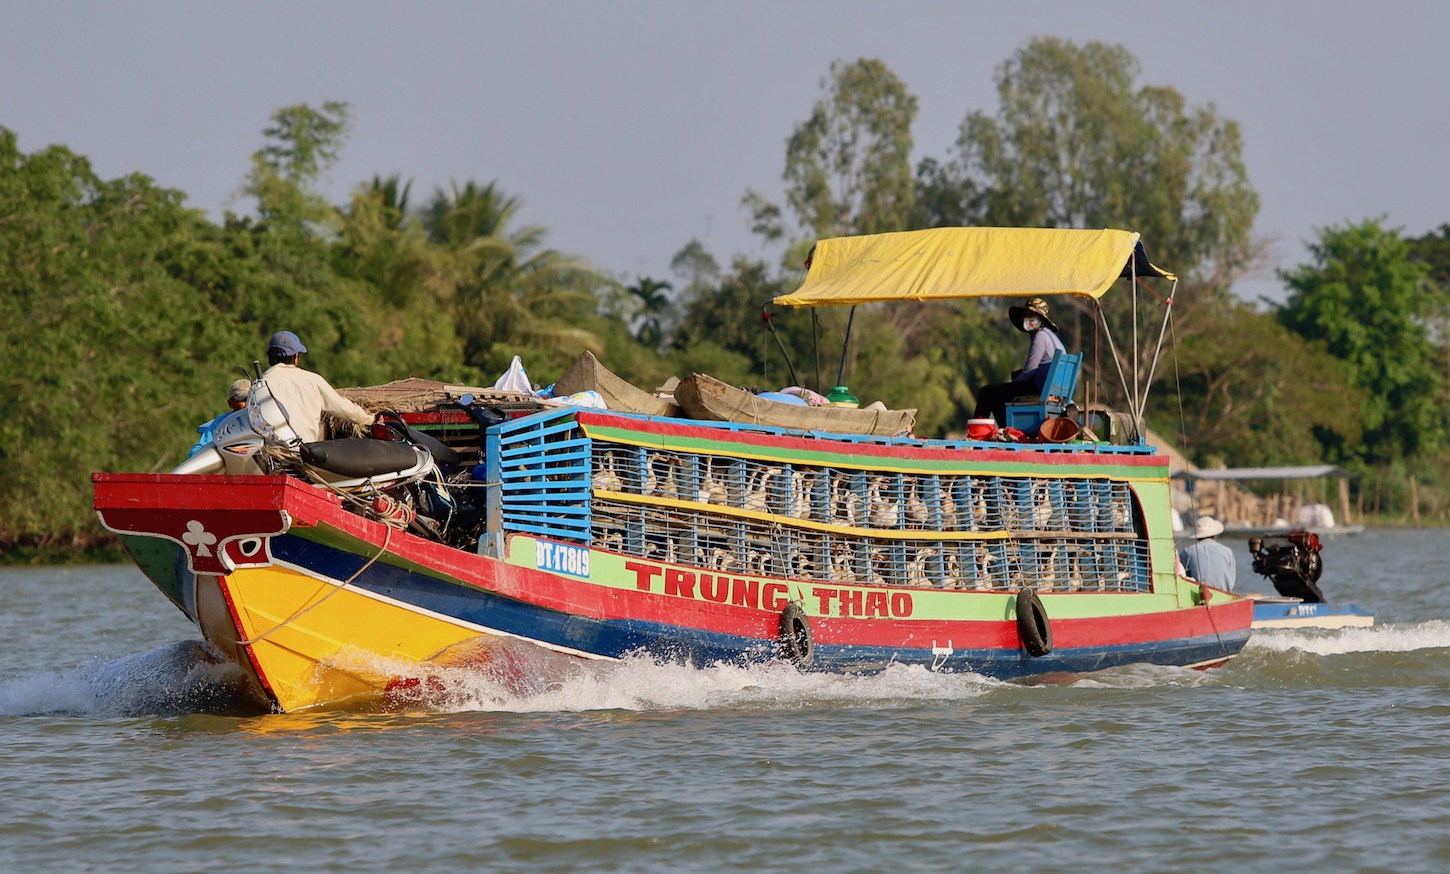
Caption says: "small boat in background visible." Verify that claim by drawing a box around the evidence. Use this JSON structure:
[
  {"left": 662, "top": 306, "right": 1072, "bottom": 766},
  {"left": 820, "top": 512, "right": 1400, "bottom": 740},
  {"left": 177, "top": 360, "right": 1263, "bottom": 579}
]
[
  {"left": 1246, "top": 595, "right": 1375, "bottom": 629},
  {"left": 674, "top": 372, "right": 917, "bottom": 438},
  {"left": 1173, "top": 465, "right": 1365, "bottom": 540},
  {"left": 1245, "top": 530, "right": 1374, "bottom": 628},
  {"left": 552, "top": 351, "right": 682, "bottom": 418}
]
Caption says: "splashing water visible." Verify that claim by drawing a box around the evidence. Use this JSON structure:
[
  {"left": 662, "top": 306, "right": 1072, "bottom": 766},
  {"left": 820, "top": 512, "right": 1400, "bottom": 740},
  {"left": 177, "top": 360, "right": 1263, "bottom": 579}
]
[
  {"left": 335, "top": 639, "right": 1006, "bottom": 715},
  {"left": 0, "top": 640, "right": 260, "bottom": 718},
  {"left": 1246, "top": 618, "right": 1450, "bottom": 656},
  {"left": 6, "top": 617, "right": 1448, "bottom": 719}
]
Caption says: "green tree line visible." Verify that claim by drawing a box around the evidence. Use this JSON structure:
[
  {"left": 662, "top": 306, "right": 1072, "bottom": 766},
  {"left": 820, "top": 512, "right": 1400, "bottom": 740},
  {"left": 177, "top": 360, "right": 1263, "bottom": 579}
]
[{"left": 4, "top": 37, "right": 1448, "bottom": 559}]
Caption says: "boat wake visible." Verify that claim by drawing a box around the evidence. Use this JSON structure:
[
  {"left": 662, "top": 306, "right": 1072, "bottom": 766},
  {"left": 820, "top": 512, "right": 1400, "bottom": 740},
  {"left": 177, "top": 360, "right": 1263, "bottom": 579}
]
[
  {"left": 1, "top": 638, "right": 1006, "bottom": 719},
  {"left": 346, "top": 641, "right": 1007, "bottom": 714},
  {"left": 1060, "top": 662, "right": 1223, "bottom": 689},
  {"left": 1246, "top": 618, "right": 1450, "bottom": 656},
  {"left": 0, "top": 640, "right": 263, "bottom": 718},
  {"left": 364, "top": 628, "right": 1450, "bottom": 711},
  {"left": 1231, "top": 618, "right": 1450, "bottom": 688},
  {"left": 12, "top": 620, "right": 1447, "bottom": 719}
]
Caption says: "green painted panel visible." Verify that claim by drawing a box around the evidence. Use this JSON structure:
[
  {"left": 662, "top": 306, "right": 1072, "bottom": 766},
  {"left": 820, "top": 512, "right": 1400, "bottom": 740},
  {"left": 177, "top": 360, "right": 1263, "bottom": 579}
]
[{"left": 122, "top": 535, "right": 190, "bottom": 616}]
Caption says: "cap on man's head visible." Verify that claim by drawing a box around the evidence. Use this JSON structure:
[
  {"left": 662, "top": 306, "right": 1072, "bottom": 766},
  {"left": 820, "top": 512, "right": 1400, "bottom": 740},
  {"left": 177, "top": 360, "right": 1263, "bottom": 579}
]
[
  {"left": 267, "top": 331, "right": 307, "bottom": 356},
  {"left": 228, "top": 379, "right": 251, "bottom": 402}
]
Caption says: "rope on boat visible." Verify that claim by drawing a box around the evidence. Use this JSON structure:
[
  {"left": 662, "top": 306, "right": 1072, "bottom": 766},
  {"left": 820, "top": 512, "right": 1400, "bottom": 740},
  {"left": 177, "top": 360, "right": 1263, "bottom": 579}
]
[
  {"left": 233, "top": 524, "right": 394, "bottom": 647},
  {"left": 1197, "top": 583, "right": 1231, "bottom": 661},
  {"left": 777, "top": 602, "right": 814, "bottom": 667}
]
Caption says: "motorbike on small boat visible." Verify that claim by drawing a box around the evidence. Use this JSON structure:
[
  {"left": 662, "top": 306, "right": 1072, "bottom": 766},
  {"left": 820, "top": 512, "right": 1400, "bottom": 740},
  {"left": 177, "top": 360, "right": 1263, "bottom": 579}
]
[
  {"left": 171, "top": 375, "right": 500, "bottom": 548},
  {"left": 1245, "top": 531, "right": 1374, "bottom": 628}
]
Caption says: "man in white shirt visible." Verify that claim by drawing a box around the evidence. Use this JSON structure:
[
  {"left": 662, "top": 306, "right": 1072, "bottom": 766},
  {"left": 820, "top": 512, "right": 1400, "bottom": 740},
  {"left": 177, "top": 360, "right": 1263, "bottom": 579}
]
[
  {"left": 1179, "top": 515, "right": 1237, "bottom": 591},
  {"left": 260, "top": 330, "right": 376, "bottom": 443}
]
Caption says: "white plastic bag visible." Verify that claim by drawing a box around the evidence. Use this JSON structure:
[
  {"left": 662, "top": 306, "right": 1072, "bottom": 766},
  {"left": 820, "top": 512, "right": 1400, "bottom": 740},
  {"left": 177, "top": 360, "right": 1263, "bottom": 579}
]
[
  {"left": 543, "top": 390, "right": 608, "bottom": 410},
  {"left": 493, "top": 355, "right": 533, "bottom": 394}
]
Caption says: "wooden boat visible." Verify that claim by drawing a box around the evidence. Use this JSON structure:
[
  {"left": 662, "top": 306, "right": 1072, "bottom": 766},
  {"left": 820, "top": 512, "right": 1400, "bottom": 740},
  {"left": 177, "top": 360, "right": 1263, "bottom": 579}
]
[
  {"left": 93, "top": 227, "right": 1253, "bottom": 713},
  {"left": 675, "top": 372, "right": 916, "bottom": 437},
  {"left": 551, "top": 351, "right": 682, "bottom": 417}
]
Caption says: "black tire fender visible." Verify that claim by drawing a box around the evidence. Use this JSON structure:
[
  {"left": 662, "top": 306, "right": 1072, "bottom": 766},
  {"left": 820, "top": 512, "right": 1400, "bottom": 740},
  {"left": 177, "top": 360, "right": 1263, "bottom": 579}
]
[
  {"left": 1016, "top": 587, "right": 1053, "bottom": 657},
  {"left": 777, "top": 602, "right": 814, "bottom": 668}
]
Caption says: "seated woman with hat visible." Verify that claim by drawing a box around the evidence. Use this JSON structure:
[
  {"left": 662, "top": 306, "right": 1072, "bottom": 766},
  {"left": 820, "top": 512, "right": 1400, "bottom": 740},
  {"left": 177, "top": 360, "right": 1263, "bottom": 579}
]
[{"left": 972, "top": 296, "right": 1067, "bottom": 426}]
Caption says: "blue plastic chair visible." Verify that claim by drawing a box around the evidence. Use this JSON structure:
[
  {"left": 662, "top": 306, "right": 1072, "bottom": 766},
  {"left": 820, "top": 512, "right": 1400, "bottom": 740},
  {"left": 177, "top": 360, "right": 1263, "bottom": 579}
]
[{"left": 1003, "top": 350, "right": 1082, "bottom": 435}]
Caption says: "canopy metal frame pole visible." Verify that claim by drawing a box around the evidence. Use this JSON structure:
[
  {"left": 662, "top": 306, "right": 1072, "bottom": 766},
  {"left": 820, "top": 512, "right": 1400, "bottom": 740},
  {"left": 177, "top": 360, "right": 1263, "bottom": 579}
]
[
  {"left": 1095, "top": 263, "right": 1176, "bottom": 438},
  {"left": 834, "top": 305, "right": 858, "bottom": 388},
  {"left": 1131, "top": 263, "right": 1140, "bottom": 427},
  {"left": 812, "top": 311, "right": 822, "bottom": 392},
  {"left": 1095, "top": 302, "right": 1136, "bottom": 436},
  {"left": 760, "top": 301, "right": 801, "bottom": 389},
  {"left": 1139, "top": 276, "right": 1180, "bottom": 419}
]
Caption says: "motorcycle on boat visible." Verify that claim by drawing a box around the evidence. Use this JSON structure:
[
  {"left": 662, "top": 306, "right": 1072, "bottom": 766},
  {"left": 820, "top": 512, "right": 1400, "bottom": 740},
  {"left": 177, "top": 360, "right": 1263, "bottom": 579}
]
[{"left": 171, "top": 378, "right": 499, "bottom": 548}]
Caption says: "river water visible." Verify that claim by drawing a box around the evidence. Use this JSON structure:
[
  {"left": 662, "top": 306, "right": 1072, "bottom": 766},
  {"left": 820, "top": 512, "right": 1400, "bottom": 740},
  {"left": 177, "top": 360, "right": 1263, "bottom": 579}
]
[{"left": 2, "top": 530, "right": 1447, "bottom": 872}]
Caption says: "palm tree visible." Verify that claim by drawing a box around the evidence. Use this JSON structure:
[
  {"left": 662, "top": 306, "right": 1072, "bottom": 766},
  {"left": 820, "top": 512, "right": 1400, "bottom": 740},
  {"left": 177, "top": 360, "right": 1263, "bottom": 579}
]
[
  {"left": 421, "top": 180, "right": 604, "bottom": 374},
  {"left": 626, "top": 275, "right": 674, "bottom": 349},
  {"left": 335, "top": 177, "right": 430, "bottom": 309},
  {"left": 361, "top": 174, "right": 413, "bottom": 230}
]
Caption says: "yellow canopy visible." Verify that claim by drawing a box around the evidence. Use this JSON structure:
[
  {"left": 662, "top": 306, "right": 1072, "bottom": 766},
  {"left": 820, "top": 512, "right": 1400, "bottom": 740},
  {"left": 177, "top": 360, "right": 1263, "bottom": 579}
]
[{"left": 773, "top": 227, "right": 1176, "bottom": 308}]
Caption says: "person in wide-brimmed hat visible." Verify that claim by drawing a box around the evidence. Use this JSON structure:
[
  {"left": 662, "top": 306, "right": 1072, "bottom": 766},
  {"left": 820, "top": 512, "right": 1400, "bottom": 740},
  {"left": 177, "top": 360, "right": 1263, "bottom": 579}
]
[
  {"left": 1008, "top": 297, "right": 1060, "bottom": 334},
  {"left": 1178, "top": 515, "right": 1236, "bottom": 591},
  {"left": 971, "top": 297, "right": 1068, "bottom": 425}
]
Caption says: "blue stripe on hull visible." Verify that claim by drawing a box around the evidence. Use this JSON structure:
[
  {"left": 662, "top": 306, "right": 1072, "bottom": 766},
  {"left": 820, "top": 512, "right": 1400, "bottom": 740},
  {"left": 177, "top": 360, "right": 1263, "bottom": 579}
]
[
  {"left": 818, "top": 633, "right": 1249, "bottom": 679},
  {"left": 269, "top": 535, "right": 1246, "bottom": 680}
]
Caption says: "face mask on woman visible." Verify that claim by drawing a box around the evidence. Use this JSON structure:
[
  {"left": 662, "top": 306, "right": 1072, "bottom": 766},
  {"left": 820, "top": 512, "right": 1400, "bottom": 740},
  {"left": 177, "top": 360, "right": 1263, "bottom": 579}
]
[{"left": 1022, "top": 316, "right": 1042, "bottom": 332}]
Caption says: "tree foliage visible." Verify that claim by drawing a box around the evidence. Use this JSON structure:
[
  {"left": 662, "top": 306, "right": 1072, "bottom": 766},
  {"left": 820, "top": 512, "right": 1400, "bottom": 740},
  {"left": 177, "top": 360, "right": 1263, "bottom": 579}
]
[
  {"left": 1277, "top": 219, "right": 1442, "bottom": 464},
  {"left": 672, "top": 258, "right": 792, "bottom": 387},
  {"left": 927, "top": 38, "right": 1259, "bottom": 291},
  {"left": 624, "top": 275, "right": 674, "bottom": 350},
  {"left": 246, "top": 100, "right": 352, "bottom": 225},
  {"left": 0, "top": 130, "right": 236, "bottom": 546},
  {"left": 1154, "top": 303, "right": 1364, "bottom": 466},
  {"left": 724, "top": 43, "right": 1270, "bottom": 440},
  {"left": 779, "top": 58, "right": 919, "bottom": 241},
  {"left": 420, "top": 180, "right": 605, "bottom": 379},
  {"left": 0, "top": 106, "right": 603, "bottom": 555},
  {"left": 920, "top": 37, "right": 1263, "bottom": 405}
]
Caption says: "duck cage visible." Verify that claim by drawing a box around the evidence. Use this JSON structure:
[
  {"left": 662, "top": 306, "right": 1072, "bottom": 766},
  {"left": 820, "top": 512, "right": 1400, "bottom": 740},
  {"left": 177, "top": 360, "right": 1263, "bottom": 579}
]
[{"left": 484, "top": 408, "right": 1155, "bottom": 594}]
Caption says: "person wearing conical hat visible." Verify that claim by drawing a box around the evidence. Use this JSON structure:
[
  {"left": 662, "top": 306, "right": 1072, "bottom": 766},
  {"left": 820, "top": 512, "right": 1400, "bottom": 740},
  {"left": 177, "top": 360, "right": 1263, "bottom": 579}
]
[
  {"left": 971, "top": 297, "right": 1067, "bottom": 425},
  {"left": 1178, "top": 515, "right": 1237, "bottom": 591}
]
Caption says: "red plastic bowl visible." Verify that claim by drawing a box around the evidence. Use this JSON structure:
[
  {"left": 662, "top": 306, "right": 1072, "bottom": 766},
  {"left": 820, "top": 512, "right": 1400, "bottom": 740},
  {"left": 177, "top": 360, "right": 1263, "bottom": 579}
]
[{"left": 966, "top": 418, "right": 996, "bottom": 440}]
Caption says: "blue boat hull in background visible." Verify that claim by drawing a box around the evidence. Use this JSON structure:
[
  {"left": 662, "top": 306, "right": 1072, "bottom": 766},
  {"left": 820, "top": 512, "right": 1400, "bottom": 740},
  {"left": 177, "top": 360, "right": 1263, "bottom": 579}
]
[{"left": 1250, "top": 597, "right": 1374, "bottom": 629}]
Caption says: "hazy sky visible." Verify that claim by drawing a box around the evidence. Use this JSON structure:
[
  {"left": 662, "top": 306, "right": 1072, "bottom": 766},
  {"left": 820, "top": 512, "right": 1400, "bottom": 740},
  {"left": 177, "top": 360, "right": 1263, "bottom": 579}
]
[{"left": 6, "top": 2, "right": 1448, "bottom": 304}]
